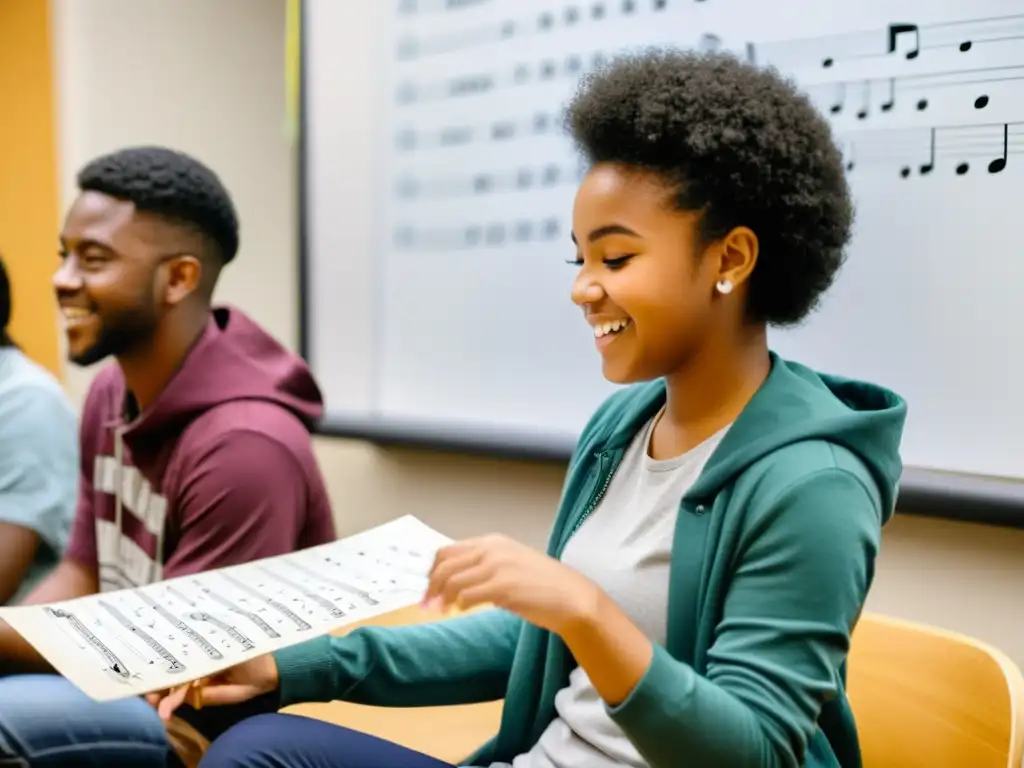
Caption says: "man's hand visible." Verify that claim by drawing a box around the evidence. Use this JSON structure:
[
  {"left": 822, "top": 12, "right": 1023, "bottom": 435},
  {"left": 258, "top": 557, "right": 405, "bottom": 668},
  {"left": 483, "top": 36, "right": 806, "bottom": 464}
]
[{"left": 146, "top": 653, "right": 280, "bottom": 721}]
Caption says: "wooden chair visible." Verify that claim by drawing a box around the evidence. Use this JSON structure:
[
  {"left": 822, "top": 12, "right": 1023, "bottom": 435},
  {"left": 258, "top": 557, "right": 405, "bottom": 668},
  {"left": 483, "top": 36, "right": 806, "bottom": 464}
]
[
  {"left": 284, "top": 605, "right": 504, "bottom": 763},
  {"left": 847, "top": 612, "right": 1024, "bottom": 768}
]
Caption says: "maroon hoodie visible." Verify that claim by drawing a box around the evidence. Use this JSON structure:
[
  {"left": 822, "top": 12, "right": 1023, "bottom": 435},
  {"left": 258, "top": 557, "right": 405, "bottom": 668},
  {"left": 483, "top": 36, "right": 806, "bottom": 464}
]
[{"left": 66, "top": 306, "right": 336, "bottom": 591}]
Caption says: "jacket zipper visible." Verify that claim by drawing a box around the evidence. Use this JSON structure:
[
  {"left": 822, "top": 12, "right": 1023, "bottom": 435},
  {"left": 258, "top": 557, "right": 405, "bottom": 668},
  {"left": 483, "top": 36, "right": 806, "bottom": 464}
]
[{"left": 568, "top": 451, "right": 614, "bottom": 539}]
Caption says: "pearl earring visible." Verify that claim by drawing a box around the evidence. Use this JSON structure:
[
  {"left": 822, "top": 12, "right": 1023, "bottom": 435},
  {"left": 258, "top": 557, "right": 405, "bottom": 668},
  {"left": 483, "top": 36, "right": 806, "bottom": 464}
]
[{"left": 716, "top": 279, "right": 734, "bottom": 295}]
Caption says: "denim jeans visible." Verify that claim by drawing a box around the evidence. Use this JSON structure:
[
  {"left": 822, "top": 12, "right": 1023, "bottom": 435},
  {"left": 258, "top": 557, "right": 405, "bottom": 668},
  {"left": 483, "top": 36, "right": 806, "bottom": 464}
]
[
  {"left": 200, "top": 713, "right": 454, "bottom": 768},
  {"left": 0, "top": 674, "right": 278, "bottom": 767}
]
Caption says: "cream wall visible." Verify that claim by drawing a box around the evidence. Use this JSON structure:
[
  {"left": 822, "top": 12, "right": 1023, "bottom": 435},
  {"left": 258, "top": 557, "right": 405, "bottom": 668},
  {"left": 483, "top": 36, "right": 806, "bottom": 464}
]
[{"left": 51, "top": 0, "right": 1024, "bottom": 665}]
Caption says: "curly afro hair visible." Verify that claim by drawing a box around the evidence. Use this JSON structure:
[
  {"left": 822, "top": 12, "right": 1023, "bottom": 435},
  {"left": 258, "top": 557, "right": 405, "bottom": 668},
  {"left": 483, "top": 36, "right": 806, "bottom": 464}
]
[
  {"left": 565, "top": 49, "right": 853, "bottom": 327},
  {"left": 76, "top": 146, "right": 240, "bottom": 265}
]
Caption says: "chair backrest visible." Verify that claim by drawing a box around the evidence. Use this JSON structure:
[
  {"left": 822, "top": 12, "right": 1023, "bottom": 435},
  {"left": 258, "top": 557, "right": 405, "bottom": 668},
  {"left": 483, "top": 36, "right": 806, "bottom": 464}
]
[{"left": 847, "top": 612, "right": 1024, "bottom": 768}]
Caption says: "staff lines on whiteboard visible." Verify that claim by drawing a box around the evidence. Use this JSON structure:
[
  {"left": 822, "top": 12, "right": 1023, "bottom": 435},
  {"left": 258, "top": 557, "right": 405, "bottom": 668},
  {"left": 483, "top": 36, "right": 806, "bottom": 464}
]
[
  {"left": 390, "top": 33, "right": 756, "bottom": 108},
  {"left": 393, "top": 50, "right": 597, "bottom": 107},
  {"left": 397, "top": 0, "right": 493, "bottom": 16},
  {"left": 391, "top": 121, "right": 1021, "bottom": 201},
  {"left": 390, "top": 60, "right": 1024, "bottom": 158},
  {"left": 392, "top": 11, "right": 1021, "bottom": 69},
  {"left": 393, "top": 0, "right": 699, "bottom": 61},
  {"left": 393, "top": 109, "right": 564, "bottom": 153},
  {"left": 390, "top": 121, "right": 1022, "bottom": 253},
  {"left": 839, "top": 119, "right": 1022, "bottom": 177},
  {"left": 756, "top": 13, "right": 1024, "bottom": 72},
  {"left": 390, "top": 37, "right": 1023, "bottom": 119},
  {"left": 812, "top": 63, "right": 1024, "bottom": 120},
  {"left": 394, "top": 161, "right": 583, "bottom": 202},
  {"left": 393, "top": 216, "right": 564, "bottom": 252}
]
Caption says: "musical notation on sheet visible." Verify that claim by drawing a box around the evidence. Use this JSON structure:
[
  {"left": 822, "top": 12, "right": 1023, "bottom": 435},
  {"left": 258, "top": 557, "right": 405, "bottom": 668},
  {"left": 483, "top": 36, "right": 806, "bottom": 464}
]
[{"left": 0, "top": 516, "right": 452, "bottom": 701}]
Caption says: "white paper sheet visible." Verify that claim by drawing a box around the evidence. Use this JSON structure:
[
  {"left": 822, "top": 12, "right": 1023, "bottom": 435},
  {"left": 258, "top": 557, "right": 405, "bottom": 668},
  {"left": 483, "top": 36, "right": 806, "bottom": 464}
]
[{"left": 0, "top": 515, "right": 452, "bottom": 701}]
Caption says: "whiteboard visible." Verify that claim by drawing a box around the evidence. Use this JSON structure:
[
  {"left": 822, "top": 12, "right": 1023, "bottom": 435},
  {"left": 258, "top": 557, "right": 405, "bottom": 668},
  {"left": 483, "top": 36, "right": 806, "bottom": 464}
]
[{"left": 301, "top": 0, "right": 1024, "bottom": 516}]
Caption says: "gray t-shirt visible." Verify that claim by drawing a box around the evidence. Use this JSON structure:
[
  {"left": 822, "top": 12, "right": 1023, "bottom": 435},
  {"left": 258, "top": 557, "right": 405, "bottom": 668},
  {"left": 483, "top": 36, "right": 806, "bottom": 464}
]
[
  {"left": 0, "top": 347, "right": 78, "bottom": 603},
  {"left": 490, "top": 412, "right": 729, "bottom": 768}
]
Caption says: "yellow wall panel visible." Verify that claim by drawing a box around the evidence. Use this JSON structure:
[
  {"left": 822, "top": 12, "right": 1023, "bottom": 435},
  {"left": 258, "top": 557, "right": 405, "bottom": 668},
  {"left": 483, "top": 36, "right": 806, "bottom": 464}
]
[{"left": 0, "top": 0, "right": 62, "bottom": 376}]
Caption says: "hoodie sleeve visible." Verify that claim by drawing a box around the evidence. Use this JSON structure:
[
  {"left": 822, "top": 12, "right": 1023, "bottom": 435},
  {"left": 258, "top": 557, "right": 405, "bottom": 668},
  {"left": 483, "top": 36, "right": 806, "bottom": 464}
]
[
  {"left": 162, "top": 428, "right": 313, "bottom": 577},
  {"left": 273, "top": 609, "right": 521, "bottom": 708},
  {"left": 608, "top": 468, "right": 881, "bottom": 768}
]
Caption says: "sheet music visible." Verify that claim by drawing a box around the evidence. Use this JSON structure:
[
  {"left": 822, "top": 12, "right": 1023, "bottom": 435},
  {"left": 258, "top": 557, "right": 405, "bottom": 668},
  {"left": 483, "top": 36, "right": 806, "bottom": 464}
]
[{"left": 0, "top": 516, "right": 451, "bottom": 701}]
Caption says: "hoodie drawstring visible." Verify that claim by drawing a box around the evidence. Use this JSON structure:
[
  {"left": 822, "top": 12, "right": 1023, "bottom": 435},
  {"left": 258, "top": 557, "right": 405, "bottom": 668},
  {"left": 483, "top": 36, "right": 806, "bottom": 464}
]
[{"left": 113, "top": 425, "right": 125, "bottom": 573}]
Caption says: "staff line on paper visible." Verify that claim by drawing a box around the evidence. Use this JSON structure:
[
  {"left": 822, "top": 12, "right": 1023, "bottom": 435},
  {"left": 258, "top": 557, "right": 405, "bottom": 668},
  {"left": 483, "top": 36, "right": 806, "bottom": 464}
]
[
  {"left": 217, "top": 572, "right": 314, "bottom": 631},
  {"left": 138, "top": 592, "right": 223, "bottom": 660},
  {"left": 45, "top": 607, "right": 133, "bottom": 681},
  {"left": 282, "top": 559, "right": 381, "bottom": 607},
  {"left": 0, "top": 517, "right": 453, "bottom": 702},
  {"left": 192, "top": 583, "right": 283, "bottom": 639},
  {"left": 100, "top": 600, "right": 187, "bottom": 674},
  {"left": 189, "top": 612, "right": 258, "bottom": 652},
  {"left": 255, "top": 565, "right": 348, "bottom": 618}
]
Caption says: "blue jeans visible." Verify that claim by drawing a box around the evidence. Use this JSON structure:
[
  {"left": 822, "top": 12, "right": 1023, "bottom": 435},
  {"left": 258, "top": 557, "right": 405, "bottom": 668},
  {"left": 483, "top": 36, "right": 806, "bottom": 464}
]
[
  {"left": 0, "top": 674, "right": 278, "bottom": 767},
  {"left": 201, "top": 713, "right": 454, "bottom": 768}
]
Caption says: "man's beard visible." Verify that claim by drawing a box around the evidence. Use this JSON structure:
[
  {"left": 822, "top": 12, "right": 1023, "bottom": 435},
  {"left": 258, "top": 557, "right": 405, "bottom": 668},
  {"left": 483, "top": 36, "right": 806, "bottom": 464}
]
[{"left": 69, "top": 304, "right": 160, "bottom": 367}]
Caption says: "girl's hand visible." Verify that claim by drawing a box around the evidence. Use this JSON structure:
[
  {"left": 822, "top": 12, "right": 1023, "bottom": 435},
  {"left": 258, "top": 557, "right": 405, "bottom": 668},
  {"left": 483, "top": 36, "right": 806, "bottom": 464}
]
[{"left": 423, "top": 534, "right": 601, "bottom": 635}]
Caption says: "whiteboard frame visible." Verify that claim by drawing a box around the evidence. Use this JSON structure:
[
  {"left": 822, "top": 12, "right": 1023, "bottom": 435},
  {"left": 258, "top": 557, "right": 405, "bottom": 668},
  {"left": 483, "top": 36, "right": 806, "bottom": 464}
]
[{"left": 295, "top": 2, "right": 1024, "bottom": 529}]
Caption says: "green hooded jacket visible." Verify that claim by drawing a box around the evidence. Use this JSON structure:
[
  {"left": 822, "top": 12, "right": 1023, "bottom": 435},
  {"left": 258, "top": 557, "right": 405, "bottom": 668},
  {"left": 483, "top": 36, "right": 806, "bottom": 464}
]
[{"left": 274, "top": 352, "right": 907, "bottom": 768}]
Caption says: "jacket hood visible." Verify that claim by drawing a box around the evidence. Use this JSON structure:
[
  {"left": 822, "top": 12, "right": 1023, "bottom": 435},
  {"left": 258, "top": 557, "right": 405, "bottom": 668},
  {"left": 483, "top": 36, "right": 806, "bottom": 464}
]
[
  {"left": 123, "top": 305, "right": 323, "bottom": 438},
  {"left": 593, "top": 352, "right": 907, "bottom": 522}
]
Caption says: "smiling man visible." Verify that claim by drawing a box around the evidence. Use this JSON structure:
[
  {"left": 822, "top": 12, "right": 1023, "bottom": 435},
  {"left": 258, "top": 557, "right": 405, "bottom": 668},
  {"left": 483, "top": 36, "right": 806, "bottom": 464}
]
[{"left": 0, "top": 146, "right": 336, "bottom": 767}]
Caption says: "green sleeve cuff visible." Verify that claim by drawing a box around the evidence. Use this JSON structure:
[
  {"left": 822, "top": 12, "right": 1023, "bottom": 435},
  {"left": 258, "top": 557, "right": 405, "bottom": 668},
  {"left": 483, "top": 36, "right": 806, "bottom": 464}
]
[
  {"left": 273, "top": 634, "right": 337, "bottom": 707},
  {"left": 606, "top": 643, "right": 692, "bottom": 728}
]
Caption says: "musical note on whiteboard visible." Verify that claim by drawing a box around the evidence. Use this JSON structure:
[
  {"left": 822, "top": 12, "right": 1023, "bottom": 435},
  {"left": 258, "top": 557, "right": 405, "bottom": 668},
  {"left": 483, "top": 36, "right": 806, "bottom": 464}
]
[
  {"left": 888, "top": 23, "right": 921, "bottom": 60},
  {"left": 914, "top": 127, "right": 937, "bottom": 175},
  {"left": 989, "top": 122, "right": 1009, "bottom": 173}
]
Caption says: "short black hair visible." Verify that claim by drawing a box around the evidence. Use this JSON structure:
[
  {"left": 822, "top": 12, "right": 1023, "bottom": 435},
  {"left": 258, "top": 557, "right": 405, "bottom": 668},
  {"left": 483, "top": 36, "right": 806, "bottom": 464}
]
[
  {"left": 566, "top": 49, "right": 853, "bottom": 326},
  {"left": 0, "top": 254, "right": 13, "bottom": 347},
  {"left": 77, "top": 146, "right": 240, "bottom": 265}
]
